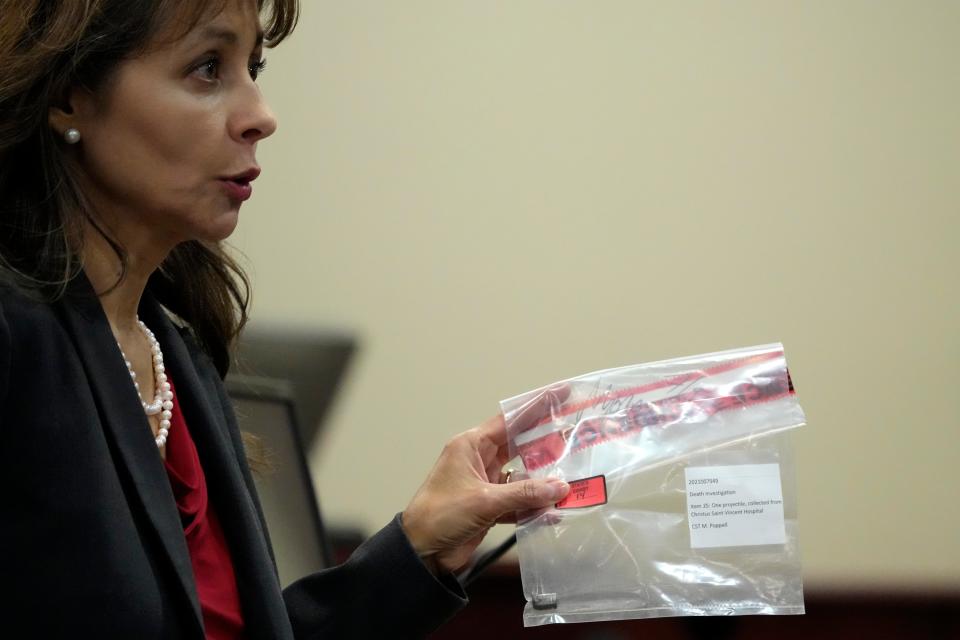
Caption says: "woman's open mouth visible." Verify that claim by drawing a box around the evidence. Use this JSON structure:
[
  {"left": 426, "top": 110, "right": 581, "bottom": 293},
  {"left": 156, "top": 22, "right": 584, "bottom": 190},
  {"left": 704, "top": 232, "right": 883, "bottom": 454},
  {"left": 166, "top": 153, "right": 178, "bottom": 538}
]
[{"left": 219, "top": 168, "right": 260, "bottom": 202}]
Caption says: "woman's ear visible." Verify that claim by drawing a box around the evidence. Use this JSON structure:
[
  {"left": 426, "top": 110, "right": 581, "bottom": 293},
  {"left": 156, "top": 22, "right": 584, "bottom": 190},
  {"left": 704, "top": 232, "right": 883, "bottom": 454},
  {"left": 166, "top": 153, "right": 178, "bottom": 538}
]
[
  {"left": 48, "top": 103, "right": 75, "bottom": 139},
  {"left": 48, "top": 86, "right": 96, "bottom": 139}
]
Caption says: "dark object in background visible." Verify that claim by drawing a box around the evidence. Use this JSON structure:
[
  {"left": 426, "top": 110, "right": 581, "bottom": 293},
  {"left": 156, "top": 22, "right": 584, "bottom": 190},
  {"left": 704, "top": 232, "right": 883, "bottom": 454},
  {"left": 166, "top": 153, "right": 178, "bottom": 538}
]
[
  {"left": 232, "top": 327, "right": 355, "bottom": 449},
  {"left": 227, "top": 375, "right": 333, "bottom": 586},
  {"left": 226, "top": 328, "right": 357, "bottom": 585}
]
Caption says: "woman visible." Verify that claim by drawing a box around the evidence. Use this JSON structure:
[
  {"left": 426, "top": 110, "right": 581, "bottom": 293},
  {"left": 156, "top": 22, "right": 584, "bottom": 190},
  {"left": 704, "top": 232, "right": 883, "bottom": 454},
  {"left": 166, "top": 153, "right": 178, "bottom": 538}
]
[{"left": 0, "top": 1, "right": 570, "bottom": 637}]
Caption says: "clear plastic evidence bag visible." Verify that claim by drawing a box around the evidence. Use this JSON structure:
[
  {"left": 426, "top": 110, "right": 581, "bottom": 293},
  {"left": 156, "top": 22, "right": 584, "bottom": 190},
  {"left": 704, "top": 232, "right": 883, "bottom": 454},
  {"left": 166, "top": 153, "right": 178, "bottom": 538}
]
[{"left": 500, "top": 343, "right": 806, "bottom": 626}]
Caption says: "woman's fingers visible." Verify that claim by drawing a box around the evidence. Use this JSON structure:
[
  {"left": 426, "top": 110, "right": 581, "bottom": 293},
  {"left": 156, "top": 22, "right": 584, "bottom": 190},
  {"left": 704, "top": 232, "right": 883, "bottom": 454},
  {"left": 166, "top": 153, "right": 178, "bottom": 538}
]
[
  {"left": 481, "top": 478, "right": 569, "bottom": 522},
  {"left": 477, "top": 384, "right": 570, "bottom": 482},
  {"left": 402, "top": 386, "right": 573, "bottom": 574},
  {"left": 477, "top": 384, "right": 570, "bottom": 447}
]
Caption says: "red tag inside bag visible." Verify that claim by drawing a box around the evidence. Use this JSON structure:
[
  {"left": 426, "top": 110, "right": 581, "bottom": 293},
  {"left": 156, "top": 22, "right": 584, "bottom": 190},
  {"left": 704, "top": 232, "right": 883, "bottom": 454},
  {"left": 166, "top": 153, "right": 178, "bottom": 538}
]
[{"left": 556, "top": 475, "right": 607, "bottom": 509}]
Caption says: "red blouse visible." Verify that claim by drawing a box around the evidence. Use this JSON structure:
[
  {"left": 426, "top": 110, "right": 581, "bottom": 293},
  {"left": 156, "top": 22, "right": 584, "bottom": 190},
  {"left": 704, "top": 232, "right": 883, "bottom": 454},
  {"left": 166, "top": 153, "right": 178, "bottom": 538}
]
[{"left": 163, "top": 380, "right": 246, "bottom": 639}]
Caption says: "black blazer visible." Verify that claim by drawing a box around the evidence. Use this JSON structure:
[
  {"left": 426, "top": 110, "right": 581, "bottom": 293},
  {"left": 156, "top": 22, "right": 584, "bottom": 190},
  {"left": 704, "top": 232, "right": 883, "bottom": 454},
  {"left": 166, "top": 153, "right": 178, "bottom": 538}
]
[{"left": 0, "top": 275, "right": 466, "bottom": 638}]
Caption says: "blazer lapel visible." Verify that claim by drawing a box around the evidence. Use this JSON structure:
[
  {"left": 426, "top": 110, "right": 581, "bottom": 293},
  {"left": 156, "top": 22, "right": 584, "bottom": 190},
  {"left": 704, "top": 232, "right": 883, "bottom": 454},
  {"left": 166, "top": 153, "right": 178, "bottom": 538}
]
[
  {"left": 140, "top": 297, "right": 294, "bottom": 639},
  {"left": 55, "top": 276, "right": 204, "bottom": 634}
]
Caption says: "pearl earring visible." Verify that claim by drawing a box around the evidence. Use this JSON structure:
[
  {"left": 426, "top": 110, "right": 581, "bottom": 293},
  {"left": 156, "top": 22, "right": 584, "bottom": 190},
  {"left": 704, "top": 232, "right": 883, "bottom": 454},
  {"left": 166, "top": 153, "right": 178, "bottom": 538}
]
[{"left": 63, "top": 128, "right": 81, "bottom": 144}]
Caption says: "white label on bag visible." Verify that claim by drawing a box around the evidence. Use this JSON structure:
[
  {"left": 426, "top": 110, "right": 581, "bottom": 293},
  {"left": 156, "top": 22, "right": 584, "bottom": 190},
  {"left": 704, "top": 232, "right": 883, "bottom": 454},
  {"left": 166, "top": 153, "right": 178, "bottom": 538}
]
[{"left": 685, "top": 464, "right": 786, "bottom": 549}]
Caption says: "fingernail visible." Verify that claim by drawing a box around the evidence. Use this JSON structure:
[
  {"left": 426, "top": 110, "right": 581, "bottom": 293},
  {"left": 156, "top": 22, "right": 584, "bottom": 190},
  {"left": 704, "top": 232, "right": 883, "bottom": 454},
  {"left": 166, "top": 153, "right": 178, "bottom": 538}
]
[{"left": 546, "top": 480, "right": 569, "bottom": 501}]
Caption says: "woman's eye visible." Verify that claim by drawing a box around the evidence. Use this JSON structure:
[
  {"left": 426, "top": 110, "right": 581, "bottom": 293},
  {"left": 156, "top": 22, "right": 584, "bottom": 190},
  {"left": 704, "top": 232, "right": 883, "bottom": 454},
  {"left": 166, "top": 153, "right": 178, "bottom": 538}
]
[
  {"left": 193, "top": 57, "right": 220, "bottom": 81},
  {"left": 189, "top": 55, "right": 266, "bottom": 83},
  {"left": 249, "top": 58, "right": 267, "bottom": 81}
]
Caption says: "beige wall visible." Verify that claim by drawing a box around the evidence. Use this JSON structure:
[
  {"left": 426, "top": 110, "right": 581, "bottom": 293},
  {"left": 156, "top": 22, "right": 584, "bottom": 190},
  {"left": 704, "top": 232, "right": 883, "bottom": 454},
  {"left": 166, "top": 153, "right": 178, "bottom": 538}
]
[{"left": 232, "top": 1, "right": 959, "bottom": 589}]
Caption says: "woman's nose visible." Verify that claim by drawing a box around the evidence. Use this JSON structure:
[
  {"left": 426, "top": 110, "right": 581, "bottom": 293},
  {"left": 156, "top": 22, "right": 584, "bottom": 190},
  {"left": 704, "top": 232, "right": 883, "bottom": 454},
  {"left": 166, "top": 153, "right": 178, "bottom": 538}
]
[{"left": 233, "top": 87, "right": 278, "bottom": 144}]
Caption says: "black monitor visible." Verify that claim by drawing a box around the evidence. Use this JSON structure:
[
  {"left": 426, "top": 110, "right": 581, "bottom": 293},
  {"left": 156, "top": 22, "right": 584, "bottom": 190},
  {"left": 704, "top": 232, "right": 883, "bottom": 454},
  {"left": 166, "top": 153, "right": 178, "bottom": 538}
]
[
  {"left": 225, "top": 328, "right": 356, "bottom": 585},
  {"left": 227, "top": 375, "right": 332, "bottom": 585},
  {"left": 231, "top": 327, "right": 356, "bottom": 449}
]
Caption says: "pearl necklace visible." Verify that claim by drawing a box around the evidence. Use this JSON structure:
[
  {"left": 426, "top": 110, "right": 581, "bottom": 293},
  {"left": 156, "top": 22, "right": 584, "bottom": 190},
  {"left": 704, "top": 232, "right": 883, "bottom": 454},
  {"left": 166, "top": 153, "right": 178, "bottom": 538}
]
[{"left": 118, "top": 319, "right": 174, "bottom": 448}]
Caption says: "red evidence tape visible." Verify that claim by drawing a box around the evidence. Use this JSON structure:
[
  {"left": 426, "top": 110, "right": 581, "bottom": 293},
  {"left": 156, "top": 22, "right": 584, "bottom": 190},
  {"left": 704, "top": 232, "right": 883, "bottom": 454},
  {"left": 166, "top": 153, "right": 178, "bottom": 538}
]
[
  {"left": 531, "top": 350, "right": 784, "bottom": 429},
  {"left": 517, "top": 354, "right": 796, "bottom": 472}
]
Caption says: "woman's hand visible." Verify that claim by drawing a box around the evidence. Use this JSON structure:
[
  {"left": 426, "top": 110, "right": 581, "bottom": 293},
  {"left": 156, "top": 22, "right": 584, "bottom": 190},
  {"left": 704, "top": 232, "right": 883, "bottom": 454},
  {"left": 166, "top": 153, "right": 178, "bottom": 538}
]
[{"left": 401, "top": 387, "right": 570, "bottom": 575}]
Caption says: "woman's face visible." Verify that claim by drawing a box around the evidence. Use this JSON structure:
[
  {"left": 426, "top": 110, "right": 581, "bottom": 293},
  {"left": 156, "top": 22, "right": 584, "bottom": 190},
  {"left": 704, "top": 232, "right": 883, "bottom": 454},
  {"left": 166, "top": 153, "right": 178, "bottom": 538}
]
[{"left": 55, "top": 0, "right": 276, "bottom": 246}]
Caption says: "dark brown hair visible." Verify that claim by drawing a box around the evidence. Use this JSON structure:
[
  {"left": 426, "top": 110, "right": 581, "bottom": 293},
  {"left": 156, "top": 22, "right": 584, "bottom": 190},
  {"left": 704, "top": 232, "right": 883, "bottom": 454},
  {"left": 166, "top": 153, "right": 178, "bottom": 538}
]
[{"left": 0, "top": 0, "right": 299, "bottom": 377}]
